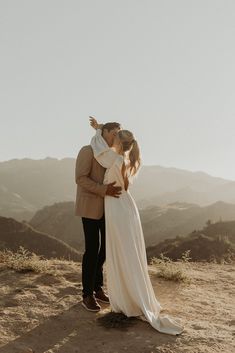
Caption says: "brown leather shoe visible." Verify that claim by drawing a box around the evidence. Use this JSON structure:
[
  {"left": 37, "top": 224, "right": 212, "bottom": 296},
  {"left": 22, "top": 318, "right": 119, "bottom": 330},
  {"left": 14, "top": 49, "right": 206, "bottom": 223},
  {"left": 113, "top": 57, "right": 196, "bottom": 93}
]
[
  {"left": 94, "top": 288, "right": 110, "bottom": 303},
  {"left": 82, "top": 295, "right": 101, "bottom": 312}
]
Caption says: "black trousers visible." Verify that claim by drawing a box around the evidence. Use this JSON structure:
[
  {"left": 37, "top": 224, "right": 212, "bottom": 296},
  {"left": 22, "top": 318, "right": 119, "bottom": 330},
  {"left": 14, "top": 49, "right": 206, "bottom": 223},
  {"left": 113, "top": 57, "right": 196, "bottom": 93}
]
[{"left": 81, "top": 214, "right": 106, "bottom": 298}]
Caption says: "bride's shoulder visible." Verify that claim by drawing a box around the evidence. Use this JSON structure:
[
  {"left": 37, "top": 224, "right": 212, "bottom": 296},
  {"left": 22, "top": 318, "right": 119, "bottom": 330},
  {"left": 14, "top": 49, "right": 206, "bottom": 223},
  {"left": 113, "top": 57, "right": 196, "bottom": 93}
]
[{"left": 111, "top": 153, "right": 124, "bottom": 167}]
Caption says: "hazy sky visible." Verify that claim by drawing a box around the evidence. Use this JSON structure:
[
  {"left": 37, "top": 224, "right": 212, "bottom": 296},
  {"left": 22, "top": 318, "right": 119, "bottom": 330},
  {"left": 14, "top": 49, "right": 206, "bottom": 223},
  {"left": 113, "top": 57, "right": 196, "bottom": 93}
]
[{"left": 1, "top": 0, "right": 235, "bottom": 180}]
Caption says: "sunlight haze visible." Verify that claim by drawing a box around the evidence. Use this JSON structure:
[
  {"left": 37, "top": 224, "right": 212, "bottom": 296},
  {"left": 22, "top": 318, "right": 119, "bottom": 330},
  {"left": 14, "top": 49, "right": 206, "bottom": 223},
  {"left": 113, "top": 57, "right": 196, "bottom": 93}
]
[{"left": 1, "top": 0, "right": 234, "bottom": 180}]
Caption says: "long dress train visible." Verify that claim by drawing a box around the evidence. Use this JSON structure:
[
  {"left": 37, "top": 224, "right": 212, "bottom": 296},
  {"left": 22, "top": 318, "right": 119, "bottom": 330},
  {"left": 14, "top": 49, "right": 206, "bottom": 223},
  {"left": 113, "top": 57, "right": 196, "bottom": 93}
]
[{"left": 90, "top": 129, "right": 184, "bottom": 335}]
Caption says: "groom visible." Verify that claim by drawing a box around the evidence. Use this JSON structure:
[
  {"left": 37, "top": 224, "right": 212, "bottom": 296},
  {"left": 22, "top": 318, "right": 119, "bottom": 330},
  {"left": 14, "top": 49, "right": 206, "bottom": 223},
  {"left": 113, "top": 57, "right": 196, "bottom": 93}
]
[{"left": 75, "top": 121, "right": 122, "bottom": 312}]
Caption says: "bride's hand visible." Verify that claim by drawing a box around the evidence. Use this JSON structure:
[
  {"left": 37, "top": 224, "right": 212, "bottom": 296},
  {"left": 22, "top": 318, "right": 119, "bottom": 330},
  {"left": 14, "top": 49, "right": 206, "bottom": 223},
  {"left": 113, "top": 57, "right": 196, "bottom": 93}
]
[
  {"left": 89, "top": 116, "right": 99, "bottom": 129},
  {"left": 89, "top": 116, "right": 103, "bottom": 130}
]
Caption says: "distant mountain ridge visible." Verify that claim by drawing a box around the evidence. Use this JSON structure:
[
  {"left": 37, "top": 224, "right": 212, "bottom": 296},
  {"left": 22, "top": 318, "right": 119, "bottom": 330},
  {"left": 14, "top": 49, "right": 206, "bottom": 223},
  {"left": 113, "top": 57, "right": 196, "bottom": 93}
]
[
  {"left": 134, "top": 166, "right": 235, "bottom": 208},
  {"left": 0, "top": 157, "right": 75, "bottom": 220},
  {"left": 29, "top": 200, "right": 235, "bottom": 251},
  {"left": 141, "top": 200, "right": 235, "bottom": 246},
  {"left": 1, "top": 157, "right": 235, "bottom": 220}
]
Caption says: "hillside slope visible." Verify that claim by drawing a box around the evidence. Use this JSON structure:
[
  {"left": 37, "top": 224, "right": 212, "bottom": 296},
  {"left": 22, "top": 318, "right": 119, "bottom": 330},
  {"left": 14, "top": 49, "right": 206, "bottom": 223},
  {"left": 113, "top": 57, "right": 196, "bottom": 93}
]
[
  {"left": 0, "top": 216, "right": 82, "bottom": 262},
  {"left": 141, "top": 200, "right": 235, "bottom": 246},
  {"left": 146, "top": 220, "right": 235, "bottom": 262},
  {"left": 30, "top": 201, "right": 84, "bottom": 251}
]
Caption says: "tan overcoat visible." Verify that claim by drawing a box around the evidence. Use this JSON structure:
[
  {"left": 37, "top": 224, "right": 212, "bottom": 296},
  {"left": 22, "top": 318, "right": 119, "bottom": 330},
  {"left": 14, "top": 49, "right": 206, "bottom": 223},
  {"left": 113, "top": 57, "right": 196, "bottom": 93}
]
[{"left": 74, "top": 145, "right": 108, "bottom": 219}]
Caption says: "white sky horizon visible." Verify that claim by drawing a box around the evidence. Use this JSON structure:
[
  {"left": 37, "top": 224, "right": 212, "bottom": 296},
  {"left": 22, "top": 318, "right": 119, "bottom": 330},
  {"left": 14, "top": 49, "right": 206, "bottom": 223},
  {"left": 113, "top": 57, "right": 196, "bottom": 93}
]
[{"left": 1, "top": 1, "right": 235, "bottom": 180}]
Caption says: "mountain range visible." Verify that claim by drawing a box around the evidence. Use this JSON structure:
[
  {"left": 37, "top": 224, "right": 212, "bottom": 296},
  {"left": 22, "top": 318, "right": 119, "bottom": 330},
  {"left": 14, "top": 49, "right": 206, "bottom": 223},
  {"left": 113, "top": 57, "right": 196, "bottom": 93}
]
[
  {"left": 1, "top": 158, "right": 235, "bottom": 220},
  {"left": 29, "top": 200, "right": 235, "bottom": 250}
]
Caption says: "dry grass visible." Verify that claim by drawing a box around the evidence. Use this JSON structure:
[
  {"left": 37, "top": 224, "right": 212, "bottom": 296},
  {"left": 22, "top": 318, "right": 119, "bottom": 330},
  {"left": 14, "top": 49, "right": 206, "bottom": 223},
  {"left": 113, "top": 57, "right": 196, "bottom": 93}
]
[
  {"left": 209, "top": 247, "right": 235, "bottom": 264},
  {"left": 0, "top": 246, "right": 53, "bottom": 274},
  {"left": 150, "top": 250, "right": 191, "bottom": 282}
]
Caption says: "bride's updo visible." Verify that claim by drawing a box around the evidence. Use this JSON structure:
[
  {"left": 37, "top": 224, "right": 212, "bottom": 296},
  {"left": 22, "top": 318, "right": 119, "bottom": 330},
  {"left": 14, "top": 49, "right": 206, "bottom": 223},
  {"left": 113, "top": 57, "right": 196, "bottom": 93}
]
[{"left": 118, "top": 130, "right": 141, "bottom": 177}]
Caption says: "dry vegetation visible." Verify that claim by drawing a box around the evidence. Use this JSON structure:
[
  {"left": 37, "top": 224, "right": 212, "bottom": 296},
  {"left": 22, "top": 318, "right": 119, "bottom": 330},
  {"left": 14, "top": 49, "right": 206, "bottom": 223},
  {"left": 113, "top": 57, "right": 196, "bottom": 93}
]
[
  {"left": 0, "top": 247, "right": 52, "bottom": 274},
  {"left": 150, "top": 250, "right": 192, "bottom": 283}
]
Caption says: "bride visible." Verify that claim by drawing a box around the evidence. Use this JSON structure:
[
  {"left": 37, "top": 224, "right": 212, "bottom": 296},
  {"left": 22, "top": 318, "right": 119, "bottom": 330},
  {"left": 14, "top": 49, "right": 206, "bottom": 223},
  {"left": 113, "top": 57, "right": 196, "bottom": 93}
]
[{"left": 89, "top": 117, "right": 184, "bottom": 335}]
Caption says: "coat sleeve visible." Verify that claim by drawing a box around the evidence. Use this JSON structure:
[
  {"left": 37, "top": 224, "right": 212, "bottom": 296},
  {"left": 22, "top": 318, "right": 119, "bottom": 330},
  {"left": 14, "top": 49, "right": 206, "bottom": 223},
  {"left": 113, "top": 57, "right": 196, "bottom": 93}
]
[
  {"left": 90, "top": 129, "right": 119, "bottom": 168},
  {"left": 75, "top": 146, "right": 108, "bottom": 197}
]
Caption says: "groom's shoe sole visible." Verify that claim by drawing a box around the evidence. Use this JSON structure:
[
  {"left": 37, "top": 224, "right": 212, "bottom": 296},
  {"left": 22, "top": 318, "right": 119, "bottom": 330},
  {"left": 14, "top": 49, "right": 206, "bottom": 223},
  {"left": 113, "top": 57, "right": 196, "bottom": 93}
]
[{"left": 81, "top": 302, "right": 101, "bottom": 312}]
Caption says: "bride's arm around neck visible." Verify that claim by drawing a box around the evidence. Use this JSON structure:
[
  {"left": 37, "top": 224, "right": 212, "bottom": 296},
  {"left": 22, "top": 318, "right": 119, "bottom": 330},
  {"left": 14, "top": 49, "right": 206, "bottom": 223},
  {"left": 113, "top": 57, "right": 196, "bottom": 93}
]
[{"left": 90, "top": 128, "right": 120, "bottom": 169}]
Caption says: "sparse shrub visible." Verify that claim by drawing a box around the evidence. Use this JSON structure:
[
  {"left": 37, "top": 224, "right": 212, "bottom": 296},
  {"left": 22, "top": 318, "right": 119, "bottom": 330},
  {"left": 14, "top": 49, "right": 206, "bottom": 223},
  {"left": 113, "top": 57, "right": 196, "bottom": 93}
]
[
  {"left": 210, "top": 248, "right": 235, "bottom": 264},
  {"left": 180, "top": 249, "right": 191, "bottom": 263},
  {"left": 0, "top": 246, "right": 52, "bottom": 274},
  {"left": 150, "top": 250, "right": 191, "bottom": 283},
  {"left": 221, "top": 248, "right": 235, "bottom": 263}
]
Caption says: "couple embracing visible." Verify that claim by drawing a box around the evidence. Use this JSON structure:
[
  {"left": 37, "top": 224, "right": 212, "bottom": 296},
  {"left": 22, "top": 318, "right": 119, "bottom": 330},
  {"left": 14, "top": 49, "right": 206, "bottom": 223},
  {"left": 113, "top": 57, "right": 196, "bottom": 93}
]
[{"left": 75, "top": 117, "right": 184, "bottom": 335}]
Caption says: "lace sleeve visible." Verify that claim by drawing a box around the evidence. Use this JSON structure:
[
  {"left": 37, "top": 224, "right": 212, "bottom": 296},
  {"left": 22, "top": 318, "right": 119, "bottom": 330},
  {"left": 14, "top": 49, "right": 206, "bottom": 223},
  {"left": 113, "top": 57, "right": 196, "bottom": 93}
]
[{"left": 90, "top": 129, "right": 119, "bottom": 168}]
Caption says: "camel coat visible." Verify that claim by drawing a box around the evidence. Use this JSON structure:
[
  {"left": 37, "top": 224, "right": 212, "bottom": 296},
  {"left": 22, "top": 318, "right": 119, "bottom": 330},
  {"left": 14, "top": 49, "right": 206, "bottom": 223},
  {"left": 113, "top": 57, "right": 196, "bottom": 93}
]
[{"left": 74, "top": 145, "right": 108, "bottom": 219}]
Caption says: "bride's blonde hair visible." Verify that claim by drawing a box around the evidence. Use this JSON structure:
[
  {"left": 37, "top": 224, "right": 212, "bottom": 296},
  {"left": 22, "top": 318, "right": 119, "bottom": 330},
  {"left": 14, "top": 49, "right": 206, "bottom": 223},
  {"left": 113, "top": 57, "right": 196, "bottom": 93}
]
[{"left": 118, "top": 130, "right": 141, "bottom": 190}]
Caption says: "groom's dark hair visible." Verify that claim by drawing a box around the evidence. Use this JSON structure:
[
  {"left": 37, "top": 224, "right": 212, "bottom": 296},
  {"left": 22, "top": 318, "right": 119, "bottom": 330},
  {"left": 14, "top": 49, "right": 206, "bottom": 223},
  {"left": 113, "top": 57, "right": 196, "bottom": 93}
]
[{"left": 102, "top": 122, "right": 121, "bottom": 132}]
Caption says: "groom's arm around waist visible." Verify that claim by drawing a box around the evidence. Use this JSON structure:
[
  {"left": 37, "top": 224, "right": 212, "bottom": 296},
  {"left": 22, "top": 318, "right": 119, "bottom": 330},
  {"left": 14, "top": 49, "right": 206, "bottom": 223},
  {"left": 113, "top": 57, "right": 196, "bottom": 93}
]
[{"left": 75, "top": 145, "right": 108, "bottom": 197}]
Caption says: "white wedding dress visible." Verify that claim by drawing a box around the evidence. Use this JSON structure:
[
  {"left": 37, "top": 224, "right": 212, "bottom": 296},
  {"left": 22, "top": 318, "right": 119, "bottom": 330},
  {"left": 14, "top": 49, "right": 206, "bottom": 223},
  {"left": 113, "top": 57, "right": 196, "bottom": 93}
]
[{"left": 90, "top": 129, "right": 184, "bottom": 335}]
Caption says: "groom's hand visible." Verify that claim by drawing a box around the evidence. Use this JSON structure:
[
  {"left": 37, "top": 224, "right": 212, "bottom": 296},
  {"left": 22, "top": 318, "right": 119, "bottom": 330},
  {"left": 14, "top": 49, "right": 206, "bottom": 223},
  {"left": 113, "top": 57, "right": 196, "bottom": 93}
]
[{"left": 106, "top": 182, "right": 122, "bottom": 198}]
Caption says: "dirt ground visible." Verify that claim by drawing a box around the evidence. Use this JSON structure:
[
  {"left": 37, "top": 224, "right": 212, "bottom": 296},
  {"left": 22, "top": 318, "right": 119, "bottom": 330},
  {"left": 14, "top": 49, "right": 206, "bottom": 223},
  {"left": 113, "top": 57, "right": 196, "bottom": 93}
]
[{"left": 0, "top": 260, "right": 234, "bottom": 353}]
